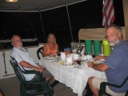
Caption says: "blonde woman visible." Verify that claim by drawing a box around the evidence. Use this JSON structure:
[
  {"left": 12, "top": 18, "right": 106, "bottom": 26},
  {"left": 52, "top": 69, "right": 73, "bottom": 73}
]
[{"left": 43, "top": 33, "right": 59, "bottom": 57}]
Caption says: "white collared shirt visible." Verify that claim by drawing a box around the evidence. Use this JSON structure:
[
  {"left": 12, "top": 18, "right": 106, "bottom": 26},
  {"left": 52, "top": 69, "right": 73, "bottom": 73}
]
[{"left": 11, "top": 47, "right": 38, "bottom": 81}]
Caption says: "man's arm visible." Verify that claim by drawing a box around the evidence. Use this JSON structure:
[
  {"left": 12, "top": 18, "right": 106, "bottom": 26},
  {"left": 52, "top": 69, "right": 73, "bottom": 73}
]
[
  {"left": 19, "top": 61, "right": 43, "bottom": 72},
  {"left": 88, "top": 62, "right": 109, "bottom": 71}
]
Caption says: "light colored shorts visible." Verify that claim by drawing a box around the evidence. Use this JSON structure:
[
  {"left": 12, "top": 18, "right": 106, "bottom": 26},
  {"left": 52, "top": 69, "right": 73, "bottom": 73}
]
[
  {"left": 92, "top": 77, "right": 126, "bottom": 96},
  {"left": 43, "top": 69, "right": 52, "bottom": 78},
  {"left": 32, "top": 69, "right": 52, "bottom": 81}
]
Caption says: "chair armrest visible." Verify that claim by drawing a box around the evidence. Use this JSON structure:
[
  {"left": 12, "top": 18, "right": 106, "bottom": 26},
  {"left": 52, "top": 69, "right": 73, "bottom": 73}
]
[
  {"left": 20, "top": 68, "right": 46, "bottom": 81},
  {"left": 99, "top": 77, "right": 128, "bottom": 96},
  {"left": 101, "top": 76, "right": 128, "bottom": 88},
  {"left": 100, "top": 81, "right": 126, "bottom": 96},
  {"left": 21, "top": 69, "right": 37, "bottom": 74},
  {"left": 99, "top": 82, "right": 111, "bottom": 96}
]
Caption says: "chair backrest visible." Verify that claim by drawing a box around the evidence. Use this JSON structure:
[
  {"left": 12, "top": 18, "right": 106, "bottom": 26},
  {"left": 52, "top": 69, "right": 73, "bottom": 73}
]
[
  {"left": 10, "top": 57, "right": 44, "bottom": 83},
  {"left": 37, "top": 47, "right": 43, "bottom": 59},
  {"left": 10, "top": 57, "right": 27, "bottom": 85},
  {"left": 10, "top": 57, "right": 54, "bottom": 96}
]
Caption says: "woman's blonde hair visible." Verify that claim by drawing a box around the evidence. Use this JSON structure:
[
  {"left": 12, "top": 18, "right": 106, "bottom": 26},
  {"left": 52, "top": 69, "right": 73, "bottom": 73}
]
[{"left": 47, "top": 33, "right": 56, "bottom": 43}]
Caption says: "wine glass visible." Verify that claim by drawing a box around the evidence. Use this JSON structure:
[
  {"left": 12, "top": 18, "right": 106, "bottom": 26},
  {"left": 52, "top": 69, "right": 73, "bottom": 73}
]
[
  {"left": 77, "top": 59, "right": 81, "bottom": 65},
  {"left": 57, "top": 52, "right": 61, "bottom": 57},
  {"left": 92, "top": 54, "right": 95, "bottom": 58}
]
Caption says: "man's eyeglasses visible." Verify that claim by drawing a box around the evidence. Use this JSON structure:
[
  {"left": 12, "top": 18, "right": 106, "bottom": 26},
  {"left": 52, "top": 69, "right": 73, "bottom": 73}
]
[{"left": 105, "top": 34, "right": 117, "bottom": 39}]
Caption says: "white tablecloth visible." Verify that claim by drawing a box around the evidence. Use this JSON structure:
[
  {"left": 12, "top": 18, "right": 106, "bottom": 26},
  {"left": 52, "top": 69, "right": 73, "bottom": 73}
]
[{"left": 40, "top": 58, "right": 106, "bottom": 96}]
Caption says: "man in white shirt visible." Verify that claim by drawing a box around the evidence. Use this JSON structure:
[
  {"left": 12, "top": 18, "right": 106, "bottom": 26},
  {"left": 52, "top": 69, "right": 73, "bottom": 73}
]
[{"left": 11, "top": 35, "right": 52, "bottom": 81}]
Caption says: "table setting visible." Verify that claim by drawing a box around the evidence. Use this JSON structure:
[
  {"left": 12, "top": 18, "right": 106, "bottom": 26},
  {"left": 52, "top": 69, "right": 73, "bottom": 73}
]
[
  {"left": 42, "top": 51, "right": 106, "bottom": 69},
  {"left": 59, "top": 51, "right": 92, "bottom": 62},
  {"left": 42, "top": 51, "right": 106, "bottom": 70},
  {"left": 40, "top": 52, "right": 106, "bottom": 96}
]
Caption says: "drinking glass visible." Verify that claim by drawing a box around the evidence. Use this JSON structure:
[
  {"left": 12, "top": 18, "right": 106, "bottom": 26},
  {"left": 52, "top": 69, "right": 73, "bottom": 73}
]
[
  {"left": 77, "top": 59, "right": 81, "bottom": 65},
  {"left": 57, "top": 52, "right": 61, "bottom": 56}
]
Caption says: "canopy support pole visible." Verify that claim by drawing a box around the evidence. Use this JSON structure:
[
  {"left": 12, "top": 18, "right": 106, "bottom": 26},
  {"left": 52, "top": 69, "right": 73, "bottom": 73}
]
[
  {"left": 65, "top": 5, "right": 74, "bottom": 42},
  {"left": 39, "top": 10, "right": 46, "bottom": 42}
]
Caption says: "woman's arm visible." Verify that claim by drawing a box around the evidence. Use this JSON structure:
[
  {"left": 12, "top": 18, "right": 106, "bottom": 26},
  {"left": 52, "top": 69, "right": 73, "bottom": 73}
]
[
  {"left": 56, "top": 44, "right": 59, "bottom": 53},
  {"left": 42, "top": 44, "right": 48, "bottom": 57}
]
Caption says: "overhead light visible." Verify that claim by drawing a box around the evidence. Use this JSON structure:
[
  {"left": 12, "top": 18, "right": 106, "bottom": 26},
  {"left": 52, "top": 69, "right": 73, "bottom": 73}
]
[{"left": 5, "top": 0, "right": 18, "bottom": 3}]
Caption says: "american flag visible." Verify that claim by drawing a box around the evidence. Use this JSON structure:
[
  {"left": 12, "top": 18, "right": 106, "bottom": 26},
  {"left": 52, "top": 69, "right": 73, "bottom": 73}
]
[{"left": 102, "top": 0, "right": 115, "bottom": 26}]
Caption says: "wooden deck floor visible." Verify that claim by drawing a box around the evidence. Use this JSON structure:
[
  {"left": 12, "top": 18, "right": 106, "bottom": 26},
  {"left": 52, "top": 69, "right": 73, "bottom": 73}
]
[{"left": 0, "top": 76, "right": 86, "bottom": 96}]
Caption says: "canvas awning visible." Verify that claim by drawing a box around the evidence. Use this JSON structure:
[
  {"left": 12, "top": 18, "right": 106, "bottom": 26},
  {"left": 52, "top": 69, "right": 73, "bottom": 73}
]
[
  {"left": 0, "top": 0, "right": 87, "bottom": 12},
  {"left": 78, "top": 27, "right": 128, "bottom": 40},
  {"left": 78, "top": 28, "right": 106, "bottom": 40}
]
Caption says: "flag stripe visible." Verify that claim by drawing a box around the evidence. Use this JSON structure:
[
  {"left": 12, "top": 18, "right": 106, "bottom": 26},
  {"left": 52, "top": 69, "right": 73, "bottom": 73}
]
[
  {"left": 102, "top": 0, "right": 115, "bottom": 26},
  {"left": 107, "top": 3, "right": 114, "bottom": 24}
]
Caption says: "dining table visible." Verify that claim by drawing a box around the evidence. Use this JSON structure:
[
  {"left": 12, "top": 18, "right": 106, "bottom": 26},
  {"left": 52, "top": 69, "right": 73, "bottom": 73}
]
[{"left": 40, "top": 56, "right": 106, "bottom": 96}]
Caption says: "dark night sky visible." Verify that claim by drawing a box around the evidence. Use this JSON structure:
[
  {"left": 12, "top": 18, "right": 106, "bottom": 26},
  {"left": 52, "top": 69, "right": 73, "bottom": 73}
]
[{"left": 0, "top": 0, "right": 124, "bottom": 51}]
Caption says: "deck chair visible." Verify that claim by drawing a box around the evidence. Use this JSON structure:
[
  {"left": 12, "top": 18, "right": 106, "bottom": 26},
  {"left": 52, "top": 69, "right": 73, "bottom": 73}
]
[
  {"left": 37, "top": 47, "right": 43, "bottom": 60},
  {"left": 10, "top": 57, "right": 54, "bottom": 96},
  {"left": 99, "top": 76, "right": 128, "bottom": 96}
]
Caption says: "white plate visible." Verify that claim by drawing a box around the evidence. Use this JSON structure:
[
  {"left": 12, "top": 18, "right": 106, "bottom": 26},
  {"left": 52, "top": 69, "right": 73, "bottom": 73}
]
[
  {"left": 93, "top": 59, "right": 105, "bottom": 64},
  {"left": 59, "top": 61, "right": 75, "bottom": 66},
  {"left": 64, "top": 62, "right": 73, "bottom": 65},
  {"left": 44, "top": 56, "right": 56, "bottom": 60},
  {"left": 81, "top": 55, "right": 93, "bottom": 60}
]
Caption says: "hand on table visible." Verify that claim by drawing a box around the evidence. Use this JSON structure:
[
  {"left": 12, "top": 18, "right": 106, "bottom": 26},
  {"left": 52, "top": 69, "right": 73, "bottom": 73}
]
[{"left": 94, "top": 55, "right": 104, "bottom": 62}]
